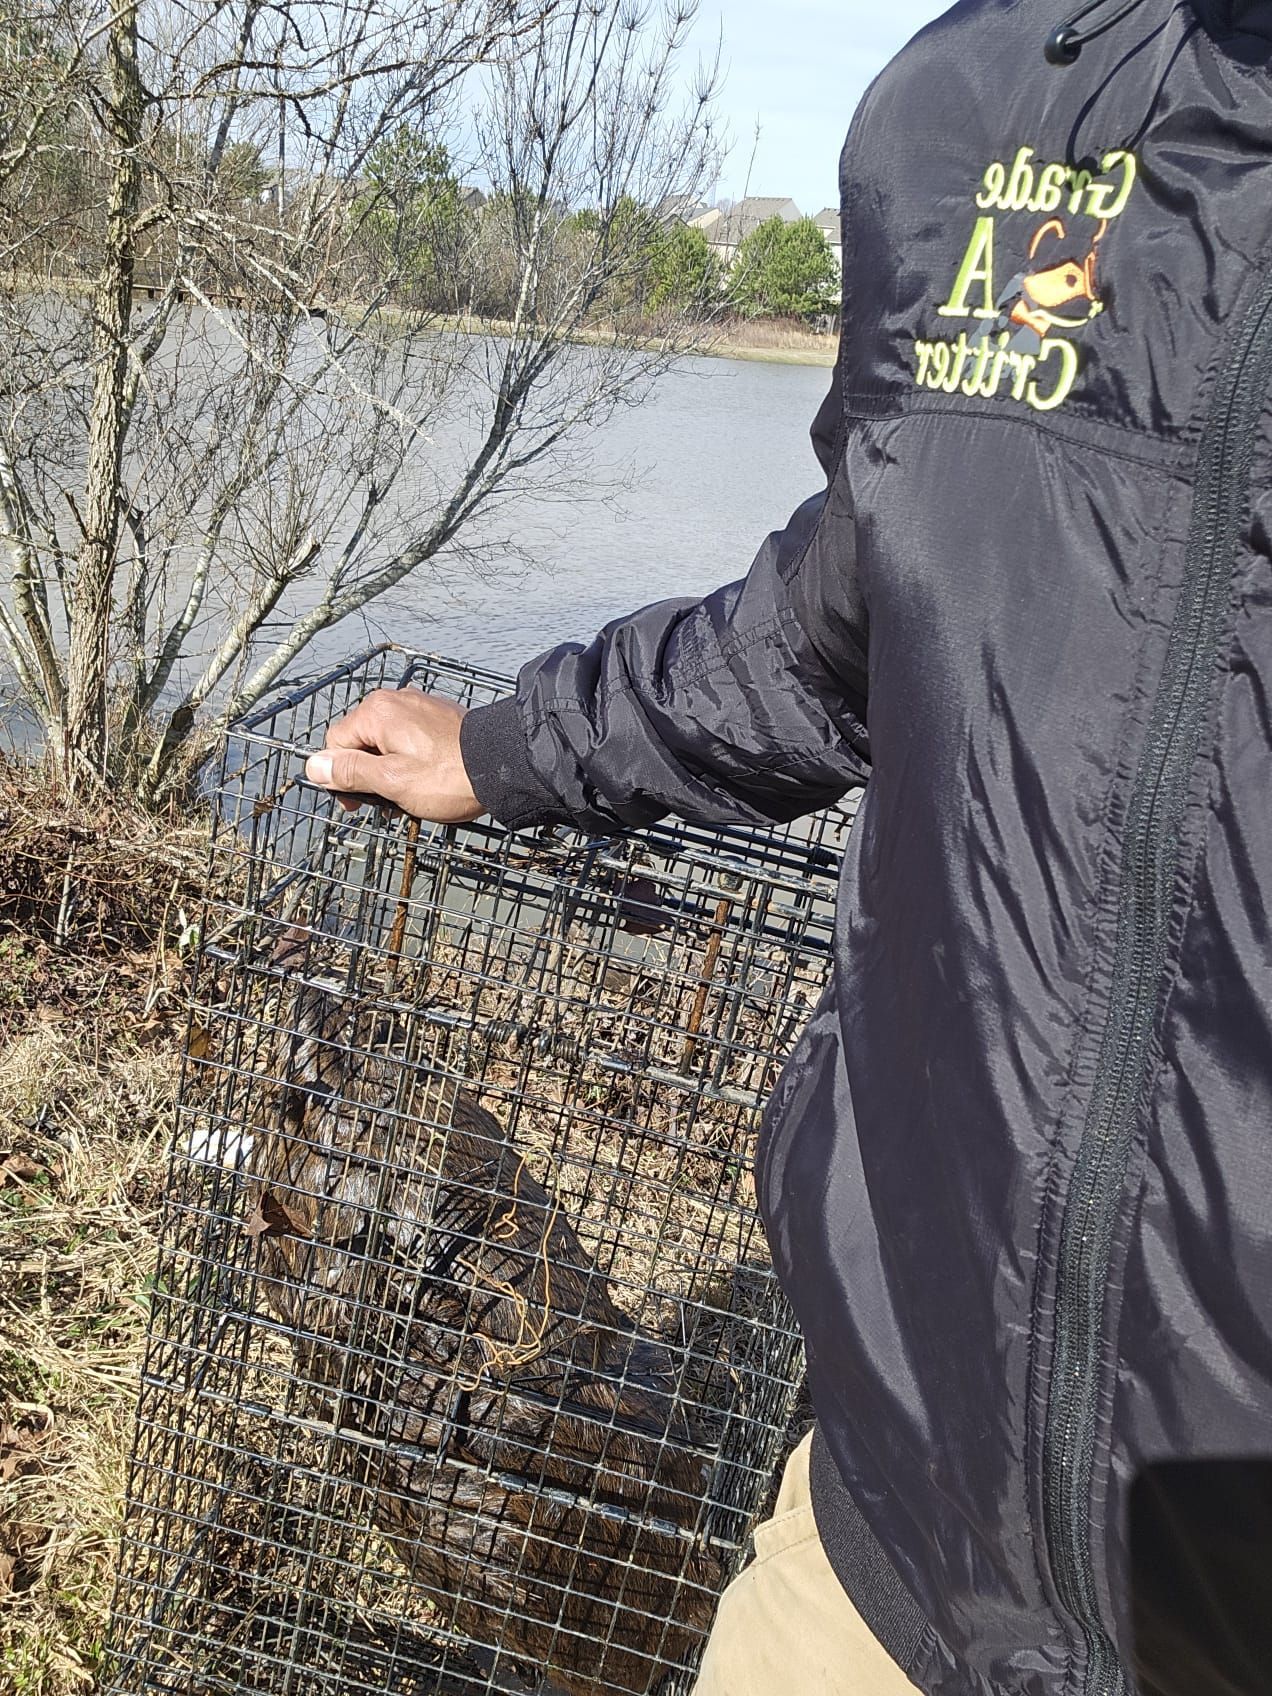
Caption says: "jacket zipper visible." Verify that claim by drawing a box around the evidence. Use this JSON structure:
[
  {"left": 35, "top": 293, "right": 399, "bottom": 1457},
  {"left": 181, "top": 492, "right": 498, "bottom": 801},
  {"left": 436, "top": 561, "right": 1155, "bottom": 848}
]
[{"left": 1040, "top": 267, "right": 1272, "bottom": 1696}]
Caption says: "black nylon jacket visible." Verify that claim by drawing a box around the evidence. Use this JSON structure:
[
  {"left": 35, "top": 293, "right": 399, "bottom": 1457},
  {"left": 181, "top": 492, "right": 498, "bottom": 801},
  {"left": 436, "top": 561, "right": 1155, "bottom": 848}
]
[{"left": 458, "top": 4, "right": 1272, "bottom": 1692}]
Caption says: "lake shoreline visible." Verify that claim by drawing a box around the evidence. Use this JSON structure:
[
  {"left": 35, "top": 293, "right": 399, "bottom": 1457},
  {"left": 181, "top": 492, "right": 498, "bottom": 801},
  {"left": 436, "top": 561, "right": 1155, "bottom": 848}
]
[
  {"left": 706, "top": 340, "right": 836, "bottom": 367},
  {"left": 19, "top": 279, "right": 839, "bottom": 367},
  {"left": 695, "top": 318, "right": 837, "bottom": 366},
  {"left": 418, "top": 308, "right": 838, "bottom": 368}
]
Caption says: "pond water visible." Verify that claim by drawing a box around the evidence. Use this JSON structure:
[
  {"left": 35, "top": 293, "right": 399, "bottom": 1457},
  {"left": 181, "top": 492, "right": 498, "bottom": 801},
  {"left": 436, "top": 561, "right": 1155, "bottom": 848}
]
[
  {"left": 0, "top": 350, "right": 834, "bottom": 745},
  {"left": 331, "top": 352, "right": 834, "bottom": 683}
]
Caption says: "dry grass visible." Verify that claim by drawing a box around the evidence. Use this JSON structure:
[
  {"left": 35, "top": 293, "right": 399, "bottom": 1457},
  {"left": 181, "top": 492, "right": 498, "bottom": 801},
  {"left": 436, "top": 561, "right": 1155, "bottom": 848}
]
[
  {"left": 700, "top": 318, "right": 837, "bottom": 366},
  {"left": 0, "top": 754, "right": 205, "bottom": 981},
  {"left": 0, "top": 762, "right": 202, "bottom": 1696}
]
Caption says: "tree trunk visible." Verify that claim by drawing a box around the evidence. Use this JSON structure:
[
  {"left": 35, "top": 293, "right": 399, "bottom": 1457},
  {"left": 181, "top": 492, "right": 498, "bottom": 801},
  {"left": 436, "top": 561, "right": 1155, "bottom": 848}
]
[{"left": 62, "top": 0, "right": 143, "bottom": 785}]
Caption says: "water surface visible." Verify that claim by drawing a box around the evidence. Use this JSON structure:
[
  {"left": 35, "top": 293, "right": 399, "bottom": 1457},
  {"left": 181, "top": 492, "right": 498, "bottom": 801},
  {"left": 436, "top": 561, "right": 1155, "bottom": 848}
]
[
  {"left": 0, "top": 352, "right": 834, "bottom": 739},
  {"left": 355, "top": 354, "right": 834, "bottom": 681}
]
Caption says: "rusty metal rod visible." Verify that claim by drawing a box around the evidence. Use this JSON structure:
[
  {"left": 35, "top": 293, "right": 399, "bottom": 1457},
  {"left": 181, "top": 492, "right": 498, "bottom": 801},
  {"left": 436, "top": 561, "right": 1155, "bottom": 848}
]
[
  {"left": 385, "top": 817, "right": 422, "bottom": 991},
  {"left": 679, "top": 894, "right": 732, "bottom": 1071}
]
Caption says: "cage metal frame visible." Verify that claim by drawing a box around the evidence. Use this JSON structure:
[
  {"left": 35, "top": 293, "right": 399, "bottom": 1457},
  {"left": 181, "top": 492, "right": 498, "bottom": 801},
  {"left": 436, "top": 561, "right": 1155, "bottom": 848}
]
[{"left": 105, "top": 648, "right": 850, "bottom": 1696}]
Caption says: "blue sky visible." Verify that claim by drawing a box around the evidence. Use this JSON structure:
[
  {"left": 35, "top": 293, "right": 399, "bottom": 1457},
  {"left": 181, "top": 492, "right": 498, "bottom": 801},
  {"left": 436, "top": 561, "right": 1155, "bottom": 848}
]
[{"left": 692, "top": 1, "right": 950, "bottom": 214}]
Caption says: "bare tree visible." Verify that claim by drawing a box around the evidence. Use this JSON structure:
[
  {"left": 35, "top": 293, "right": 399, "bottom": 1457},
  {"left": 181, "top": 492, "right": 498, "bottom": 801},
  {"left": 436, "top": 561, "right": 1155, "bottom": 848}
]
[{"left": 0, "top": 0, "right": 720, "bottom": 798}]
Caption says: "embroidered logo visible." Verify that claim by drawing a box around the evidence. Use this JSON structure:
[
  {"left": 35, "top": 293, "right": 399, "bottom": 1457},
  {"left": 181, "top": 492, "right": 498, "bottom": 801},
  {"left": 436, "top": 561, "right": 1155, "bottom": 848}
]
[{"left": 912, "top": 146, "right": 1137, "bottom": 414}]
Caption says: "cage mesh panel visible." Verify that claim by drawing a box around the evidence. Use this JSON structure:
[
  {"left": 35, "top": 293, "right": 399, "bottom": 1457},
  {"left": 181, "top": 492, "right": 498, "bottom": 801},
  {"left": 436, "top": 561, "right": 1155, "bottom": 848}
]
[{"left": 106, "top": 649, "right": 850, "bottom": 1696}]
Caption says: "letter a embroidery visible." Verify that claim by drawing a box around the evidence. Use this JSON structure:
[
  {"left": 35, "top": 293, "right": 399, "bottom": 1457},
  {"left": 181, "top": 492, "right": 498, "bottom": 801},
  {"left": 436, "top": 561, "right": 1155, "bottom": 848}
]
[{"left": 937, "top": 216, "right": 997, "bottom": 319}]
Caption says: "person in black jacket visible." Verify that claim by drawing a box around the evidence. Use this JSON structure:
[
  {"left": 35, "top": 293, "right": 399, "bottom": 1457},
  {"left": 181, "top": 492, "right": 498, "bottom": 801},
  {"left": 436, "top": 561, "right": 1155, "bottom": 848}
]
[{"left": 305, "top": 2, "right": 1272, "bottom": 1691}]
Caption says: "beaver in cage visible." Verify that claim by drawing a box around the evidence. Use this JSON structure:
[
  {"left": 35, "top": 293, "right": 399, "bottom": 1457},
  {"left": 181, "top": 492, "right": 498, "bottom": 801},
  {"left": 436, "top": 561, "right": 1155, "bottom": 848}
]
[{"left": 244, "top": 937, "right": 726, "bottom": 1695}]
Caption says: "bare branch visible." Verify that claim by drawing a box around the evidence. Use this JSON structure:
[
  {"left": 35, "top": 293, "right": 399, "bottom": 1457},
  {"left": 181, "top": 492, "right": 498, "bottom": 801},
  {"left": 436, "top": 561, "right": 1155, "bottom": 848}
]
[{"left": 0, "top": 0, "right": 723, "bottom": 794}]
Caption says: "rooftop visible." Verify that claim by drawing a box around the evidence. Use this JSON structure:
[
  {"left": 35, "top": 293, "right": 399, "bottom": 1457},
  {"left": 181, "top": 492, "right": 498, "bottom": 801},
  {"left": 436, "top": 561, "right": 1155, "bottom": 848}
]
[{"left": 698, "top": 196, "right": 803, "bottom": 248}]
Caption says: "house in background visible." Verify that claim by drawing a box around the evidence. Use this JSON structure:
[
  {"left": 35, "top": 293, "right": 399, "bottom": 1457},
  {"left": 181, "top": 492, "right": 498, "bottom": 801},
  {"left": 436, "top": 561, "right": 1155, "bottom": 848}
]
[
  {"left": 655, "top": 194, "right": 711, "bottom": 224},
  {"left": 691, "top": 196, "right": 802, "bottom": 265},
  {"left": 812, "top": 207, "right": 841, "bottom": 270}
]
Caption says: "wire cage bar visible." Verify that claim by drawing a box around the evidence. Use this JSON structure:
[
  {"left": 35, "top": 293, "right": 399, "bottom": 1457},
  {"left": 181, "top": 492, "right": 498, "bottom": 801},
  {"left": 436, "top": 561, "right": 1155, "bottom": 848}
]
[{"left": 105, "top": 649, "right": 851, "bottom": 1696}]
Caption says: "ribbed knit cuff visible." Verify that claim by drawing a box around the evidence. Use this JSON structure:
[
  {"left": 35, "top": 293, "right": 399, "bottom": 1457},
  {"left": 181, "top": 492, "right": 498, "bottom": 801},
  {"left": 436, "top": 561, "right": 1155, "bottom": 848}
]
[
  {"left": 459, "top": 696, "right": 564, "bottom": 830},
  {"left": 809, "top": 1423, "right": 929, "bottom": 1673}
]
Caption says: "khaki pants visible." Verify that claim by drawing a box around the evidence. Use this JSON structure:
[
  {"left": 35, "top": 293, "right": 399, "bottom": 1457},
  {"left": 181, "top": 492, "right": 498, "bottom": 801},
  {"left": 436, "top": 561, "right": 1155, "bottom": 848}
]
[{"left": 692, "top": 1433, "right": 921, "bottom": 1696}]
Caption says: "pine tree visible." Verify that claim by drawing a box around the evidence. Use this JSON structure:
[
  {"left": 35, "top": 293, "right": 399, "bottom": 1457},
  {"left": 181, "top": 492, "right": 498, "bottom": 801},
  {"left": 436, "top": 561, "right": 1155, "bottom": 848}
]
[{"left": 731, "top": 217, "right": 839, "bottom": 320}]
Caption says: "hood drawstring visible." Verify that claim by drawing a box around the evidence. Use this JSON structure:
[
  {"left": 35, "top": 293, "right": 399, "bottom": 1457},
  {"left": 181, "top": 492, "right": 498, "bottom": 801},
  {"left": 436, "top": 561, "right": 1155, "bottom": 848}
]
[{"left": 1045, "top": 0, "right": 1155, "bottom": 63}]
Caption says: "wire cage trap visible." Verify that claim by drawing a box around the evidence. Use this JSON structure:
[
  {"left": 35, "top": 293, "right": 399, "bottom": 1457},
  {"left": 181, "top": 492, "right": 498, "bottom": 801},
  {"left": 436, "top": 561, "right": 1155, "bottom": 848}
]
[{"left": 106, "top": 648, "right": 851, "bottom": 1696}]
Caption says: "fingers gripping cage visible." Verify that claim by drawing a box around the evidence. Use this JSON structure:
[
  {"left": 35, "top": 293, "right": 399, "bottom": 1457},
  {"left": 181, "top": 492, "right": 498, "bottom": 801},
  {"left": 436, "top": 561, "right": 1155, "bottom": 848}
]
[{"left": 106, "top": 648, "right": 850, "bottom": 1696}]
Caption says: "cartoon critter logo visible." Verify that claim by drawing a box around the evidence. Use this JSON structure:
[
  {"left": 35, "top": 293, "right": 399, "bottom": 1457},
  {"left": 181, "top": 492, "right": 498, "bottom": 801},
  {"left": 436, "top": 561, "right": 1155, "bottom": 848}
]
[
  {"left": 1002, "top": 215, "right": 1106, "bottom": 339},
  {"left": 913, "top": 146, "right": 1137, "bottom": 413}
]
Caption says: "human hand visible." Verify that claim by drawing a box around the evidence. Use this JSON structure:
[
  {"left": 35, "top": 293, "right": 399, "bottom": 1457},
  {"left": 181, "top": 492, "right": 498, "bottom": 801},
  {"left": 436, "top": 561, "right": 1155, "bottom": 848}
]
[{"left": 304, "top": 688, "right": 484, "bottom": 822}]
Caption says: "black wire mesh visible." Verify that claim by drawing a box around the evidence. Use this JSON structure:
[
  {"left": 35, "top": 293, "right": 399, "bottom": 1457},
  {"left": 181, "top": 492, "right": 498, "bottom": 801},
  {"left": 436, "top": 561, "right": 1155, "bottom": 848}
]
[{"left": 105, "top": 648, "right": 851, "bottom": 1696}]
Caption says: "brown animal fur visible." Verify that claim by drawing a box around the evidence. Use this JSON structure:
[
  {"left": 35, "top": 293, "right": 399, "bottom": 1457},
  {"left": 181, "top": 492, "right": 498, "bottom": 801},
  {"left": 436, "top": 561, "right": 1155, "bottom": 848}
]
[{"left": 247, "top": 951, "right": 723, "bottom": 1694}]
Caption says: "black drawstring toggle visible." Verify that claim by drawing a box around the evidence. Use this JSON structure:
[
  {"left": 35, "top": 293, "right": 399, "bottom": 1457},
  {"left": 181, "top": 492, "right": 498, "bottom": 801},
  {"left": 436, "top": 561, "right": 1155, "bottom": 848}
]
[
  {"left": 1044, "top": 23, "right": 1083, "bottom": 64},
  {"left": 1044, "top": 0, "right": 1153, "bottom": 66}
]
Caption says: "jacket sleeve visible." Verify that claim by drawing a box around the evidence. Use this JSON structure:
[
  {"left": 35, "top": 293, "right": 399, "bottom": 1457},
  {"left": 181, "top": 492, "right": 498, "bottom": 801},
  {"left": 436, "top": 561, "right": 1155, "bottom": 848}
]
[{"left": 457, "top": 365, "right": 870, "bottom": 834}]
